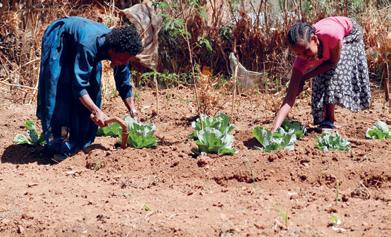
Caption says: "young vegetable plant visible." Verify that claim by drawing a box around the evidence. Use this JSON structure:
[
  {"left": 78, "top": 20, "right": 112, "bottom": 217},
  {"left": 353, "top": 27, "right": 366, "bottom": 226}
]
[
  {"left": 365, "top": 121, "right": 391, "bottom": 139},
  {"left": 329, "top": 213, "right": 342, "bottom": 226},
  {"left": 195, "top": 128, "right": 235, "bottom": 155},
  {"left": 124, "top": 116, "right": 157, "bottom": 149},
  {"left": 191, "top": 112, "right": 234, "bottom": 139},
  {"left": 281, "top": 120, "right": 306, "bottom": 139},
  {"left": 14, "top": 120, "right": 45, "bottom": 146},
  {"left": 191, "top": 113, "right": 236, "bottom": 155},
  {"left": 97, "top": 122, "right": 122, "bottom": 137},
  {"left": 252, "top": 127, "right": 297, "bottom": 152},
  {"left": 315, "top": 132, "right": 350, "bottom": 151}
]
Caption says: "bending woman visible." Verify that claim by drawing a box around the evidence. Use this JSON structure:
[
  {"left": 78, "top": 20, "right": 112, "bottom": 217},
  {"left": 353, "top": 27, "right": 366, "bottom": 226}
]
[
  {"left": 272, "top": 16, "right": 371, "bottom": 131},
  {"left": 37, "top": 16, "right": 142, "bottom": 160}
]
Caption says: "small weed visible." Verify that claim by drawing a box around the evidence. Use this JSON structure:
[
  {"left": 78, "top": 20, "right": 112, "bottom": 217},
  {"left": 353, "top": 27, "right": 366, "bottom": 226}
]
[
  {"left": 143, "top": 204, "right": 151, "bottom": 212},
  {"left": 329, "top": 213, "right": 341, "bottom": 226},
  {"left": 277, "top": 208, "right": 289, "bottom": 228}
]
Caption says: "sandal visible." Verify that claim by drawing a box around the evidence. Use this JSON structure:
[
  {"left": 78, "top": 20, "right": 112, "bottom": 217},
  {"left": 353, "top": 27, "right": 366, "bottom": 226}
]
[{"left": 319, "top": 119, "right": 336, "bottom": 129}]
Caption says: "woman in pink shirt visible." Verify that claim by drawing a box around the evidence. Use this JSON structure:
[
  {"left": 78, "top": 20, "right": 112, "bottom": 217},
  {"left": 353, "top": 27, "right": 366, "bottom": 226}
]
[{"left": 271, "top": 17, "right": 371, "bottom": 131}]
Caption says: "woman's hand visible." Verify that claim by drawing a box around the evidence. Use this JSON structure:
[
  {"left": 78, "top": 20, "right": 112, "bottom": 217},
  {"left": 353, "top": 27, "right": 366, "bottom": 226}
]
[
  {"left": 129, "top": 104, "right": 138, "bottom": 118},
  {"left": 79, "top": 94, "right": 108, "bottom": 127},
  {"left": 123, "top": 96, "right": 138, "bottom": 118},
  {"left": 90, "top": 109, "right": 108, "bottom": 127},
  {"left": 271, "top": 69, "right": 303, "bottom": 132}
]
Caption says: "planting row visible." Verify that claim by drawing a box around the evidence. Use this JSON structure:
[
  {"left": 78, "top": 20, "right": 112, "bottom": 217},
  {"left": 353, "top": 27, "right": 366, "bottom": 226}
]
[{"left": 14, "top": 114, "right": 391, "bottom": 155}]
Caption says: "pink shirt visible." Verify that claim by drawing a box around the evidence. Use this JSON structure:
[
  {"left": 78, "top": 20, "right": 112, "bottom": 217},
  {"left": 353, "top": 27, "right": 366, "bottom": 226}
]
[{"left": 293, "top": 16, "right": 353, "bottom": 73}]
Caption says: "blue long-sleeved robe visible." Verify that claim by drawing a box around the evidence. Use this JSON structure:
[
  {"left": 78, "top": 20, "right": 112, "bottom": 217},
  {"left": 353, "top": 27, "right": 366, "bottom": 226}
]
[{"left": 37, "top": 16, "right": 133, "bottom": 156}]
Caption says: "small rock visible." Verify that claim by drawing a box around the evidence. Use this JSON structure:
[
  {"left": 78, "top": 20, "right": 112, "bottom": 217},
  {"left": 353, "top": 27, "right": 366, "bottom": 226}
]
[
  {"left": 27, "top": 183, "right": 38, "bottom": 188},
  {"left": 288, "top": 191, "right": 299, "bottom": 200},
  {"left": 331, "top": 226, "right": 346, "bottom": 233},
  {"left": 342, "top": 194, "right": 349, "bottom": 202},
  {"left": 17, "top": 225, "right": 24, "bottom": 234}
]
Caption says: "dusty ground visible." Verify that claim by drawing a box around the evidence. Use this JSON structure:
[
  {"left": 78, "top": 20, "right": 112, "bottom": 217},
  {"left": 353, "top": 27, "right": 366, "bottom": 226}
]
[{"left": 0, "top": 86, "right": 390, "bottom": 237}]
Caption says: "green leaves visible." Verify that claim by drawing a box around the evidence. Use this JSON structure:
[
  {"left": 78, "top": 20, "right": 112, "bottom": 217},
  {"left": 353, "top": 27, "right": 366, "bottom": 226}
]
[
  {"left": 281, "top": 120, "right": 306, "bottom": 139},
  {"left": 195, "top": 128, "right": 235, "bottom": 155},
  {"left": 252, "top": 127, "right": 297, "bottom": 152},
  {"left": 124, "top": 116, "right": 157, "bottom": 149},
  {"left": 97, "top": 116, "right": 157, "bottom": 149},
  {"left": 191, "top": 112, "right": 234, "bottom": 139},
  {"left": 191, "top": 113, "right": 236, "bottom": 155},
  {"left": 365, "top": 121, "right": 391, "bottom": 139},
  {"left": 97, "top": 122, "right": 122, "bottom": 137},
  {"left": 14, "top": 120, "right": 45, "bottom": 146},
  {"left": 197, "top": 36, "right": 213, "bottom": 53},
  {"left": 315, "top": 132, "right": 351, "bottom": 151}
]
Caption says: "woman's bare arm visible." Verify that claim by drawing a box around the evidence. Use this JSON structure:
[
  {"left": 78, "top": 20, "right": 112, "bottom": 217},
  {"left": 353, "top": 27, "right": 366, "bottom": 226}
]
[{"left": 271, "top": 68, "right": 304, "bottom": 132}]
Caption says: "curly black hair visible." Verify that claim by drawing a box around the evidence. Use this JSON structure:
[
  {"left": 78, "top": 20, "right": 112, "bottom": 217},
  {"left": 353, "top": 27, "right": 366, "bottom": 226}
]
[
  {"left": 287, "top": 22, "right": 316, "bottom": 46},
  {"left": 105, "top": 24, "right": 142, "bottom": 56}
]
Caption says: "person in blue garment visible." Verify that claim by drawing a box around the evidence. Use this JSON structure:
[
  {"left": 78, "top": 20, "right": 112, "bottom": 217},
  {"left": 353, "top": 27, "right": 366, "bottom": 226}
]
[{"left": 37, "top": 16, "right": 142, "bottom": 161}]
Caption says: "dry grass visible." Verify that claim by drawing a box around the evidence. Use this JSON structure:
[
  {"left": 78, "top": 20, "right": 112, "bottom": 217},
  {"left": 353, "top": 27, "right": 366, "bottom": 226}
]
[
  {"left": 0, "top": 1, "right": 122, "bottom": 103},
  {"left": 0, "top": 0, "right": 389, "bottom": 105},
  {"left": 196, "top": 66, "right": 224, "bottom": 115}
]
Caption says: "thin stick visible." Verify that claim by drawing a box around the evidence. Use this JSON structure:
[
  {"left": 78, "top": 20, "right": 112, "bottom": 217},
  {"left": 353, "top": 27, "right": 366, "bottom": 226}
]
[
  {"left": 0, "top": 81, "right": 37, "bottom": 90},
  {"left": 231, "top": 64, "right": 239, "bottom": 119},
  {"left": 9, "top": 58, "right": 40, "bottom": 75},
  {"left": 28, "top": 76, "right": 40, "bottom": 104},
  {"left": 154, "top": 72, "right": 160, "bottom": 115},
  {"left": 179, "top": 1, "right": 199, "bottom": 113},
  {"left": 383, "top": 62, "right": 389, "bottom": 102}
]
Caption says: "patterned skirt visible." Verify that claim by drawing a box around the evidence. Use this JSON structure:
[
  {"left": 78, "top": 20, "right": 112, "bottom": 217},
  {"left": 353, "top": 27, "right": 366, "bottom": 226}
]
[{"left": 311, "top": 19, "right": 371, "bottom": 124}]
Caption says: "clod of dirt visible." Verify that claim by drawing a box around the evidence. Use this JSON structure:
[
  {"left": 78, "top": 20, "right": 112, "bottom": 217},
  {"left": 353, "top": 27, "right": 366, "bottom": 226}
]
[
  {"left": 17, "top": 225, "right": 24, "bottom": 234},
  {"left": 363, "top": 174, "right": 384, "bottom": 188},
  {"left": 341, "top": 194, "right": 349, "bottom": 202},
  {"left": 267, "top": 154, "right": 277, "bottom": 162},
  {"left": 170, "top": 160, "right": 179, "bottom": 168},
  {"left": 351, "top": 184, "right": 371, "bottom": 200},
  {"left": 197, "top": 156, "right": 209, "bottom": 167},
  {"left": 86, "top": 159, "right": 106, "bottom": 171}
]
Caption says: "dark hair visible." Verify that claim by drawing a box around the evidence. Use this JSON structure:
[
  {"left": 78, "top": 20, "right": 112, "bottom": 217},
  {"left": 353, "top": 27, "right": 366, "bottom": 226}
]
[
  {"left": 287, "top": 22, "right": 315, "bottom": 45},
  {"left": 105, "top": 24, "right": 142, "bottom": 56}
]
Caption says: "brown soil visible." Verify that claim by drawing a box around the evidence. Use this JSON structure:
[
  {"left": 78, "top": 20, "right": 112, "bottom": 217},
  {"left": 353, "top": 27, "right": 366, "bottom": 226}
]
[{"left": 0, "top": 87, "right": 390, "bottom": 237}]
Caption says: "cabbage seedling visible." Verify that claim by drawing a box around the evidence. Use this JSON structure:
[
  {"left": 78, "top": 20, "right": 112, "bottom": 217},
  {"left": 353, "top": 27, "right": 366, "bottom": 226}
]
[
  {"left": 14, "top": 120, "right": 45, "bottom": 146},
  {"left": 252, "top": 127, "right": 297, "bottom": 152},
  {"left": 315, "top": 132, "right": 350, "bottom": 151},
  {"left": 365, "top": 121, "right": 391, "bottom": 139},
  {"left": 124, "top": 116, "right": 157, "bottom": 149}
]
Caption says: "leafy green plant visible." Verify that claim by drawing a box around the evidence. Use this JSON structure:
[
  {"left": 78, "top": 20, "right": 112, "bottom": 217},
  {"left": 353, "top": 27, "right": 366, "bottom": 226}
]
[
  {"left": 191, "top": 112, "right": 234, "bottom": 139},
  {"left": 125, "top": 117, "right": 157, "bottom": 149},
  {"left": 191, "top": 113, "right": 235, "bottom": 155},
  {"left": 315, "top": 132, "right": 350, "bottom": 151},
  {"left": 365, "top": 121, "right": 391, "bottom": 139},
  {"left": 197, "top": 36, "right": 213, "bottom": 53},
  {"left": 195, "top": 127, "right": 235, "bottom": 155},
  {"left": 329, "top": 213, "right": 342, "bottom": 226},
  {"left": 97, "top": 122, "right": 122, "bottom": 137},
  {"left": 281, "top": 120, "right": 306, "bottom": 139},
  {"left": 14, "top": 120, "right": 45, "bottom": 146},
  {"left": 252, "top": 127, "right": 297, "bottom": 152}
]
